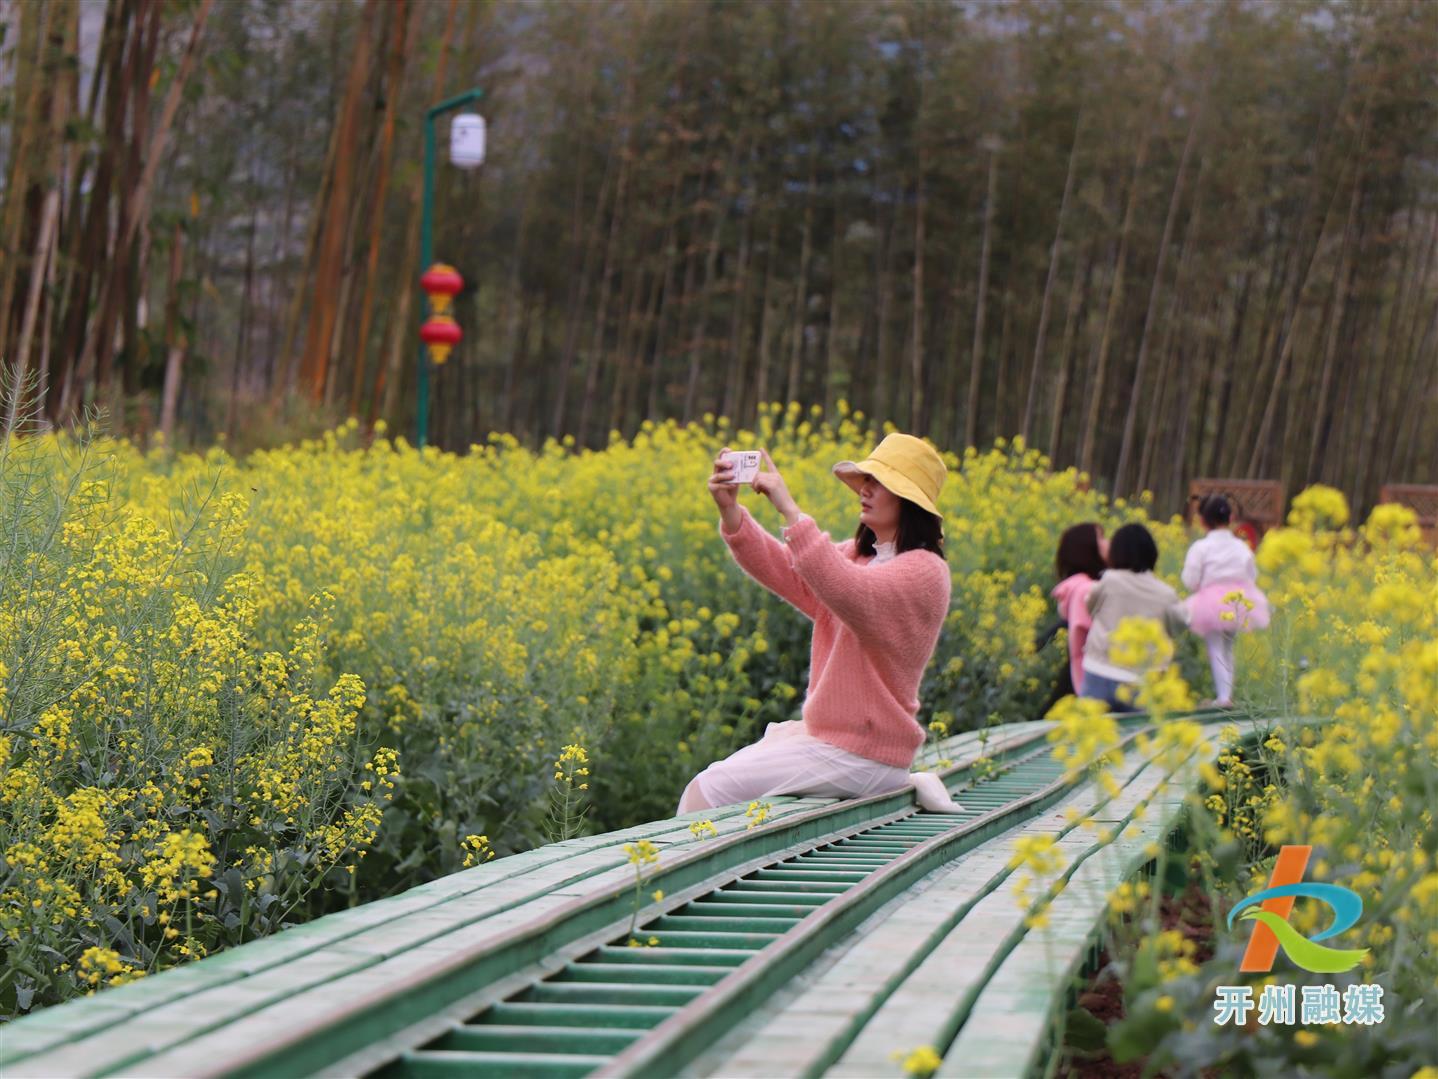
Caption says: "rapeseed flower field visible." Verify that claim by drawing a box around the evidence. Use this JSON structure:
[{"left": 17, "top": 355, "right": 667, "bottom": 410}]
[
  {"left": 1, "top": 400, "right": 1432, "bottom": 1051},
  {"left": 1086, "top": 490, "right": 1437, "bottom": 1074}
]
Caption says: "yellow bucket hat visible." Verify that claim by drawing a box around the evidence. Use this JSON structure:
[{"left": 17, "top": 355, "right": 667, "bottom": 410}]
[{"left": 831, "top": 433, "right": 947, "bottom": 520}]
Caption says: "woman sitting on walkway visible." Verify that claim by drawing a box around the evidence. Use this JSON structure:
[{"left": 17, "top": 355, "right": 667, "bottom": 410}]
[{"left": 678, "top": 433, "right": 962, "bottom": 815}]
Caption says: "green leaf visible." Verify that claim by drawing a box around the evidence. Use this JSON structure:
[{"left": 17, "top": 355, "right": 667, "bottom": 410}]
[
  {"left": 1108, "top": 1004, "right": 1173, "bottom": 1064},
  {"left": 1064, "top": 1006, "right": 1109, "bottom": 1052}
]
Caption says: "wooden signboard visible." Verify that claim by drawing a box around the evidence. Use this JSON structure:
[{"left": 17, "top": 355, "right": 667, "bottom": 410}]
[{"left": 1378, "top": 483, "right": 1438, "bottom": 546}]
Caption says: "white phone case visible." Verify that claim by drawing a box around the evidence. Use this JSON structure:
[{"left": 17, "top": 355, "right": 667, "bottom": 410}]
[{"left": 723, "top": 451, "right": 761, "bottom": 485}]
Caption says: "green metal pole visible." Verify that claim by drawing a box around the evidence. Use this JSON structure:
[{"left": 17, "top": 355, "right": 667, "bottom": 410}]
[
  {"left": 415, "top": 88, "right": 483, "bottom": 450},
  {"left": 417, "top": 115, "right": 435, "bottom": 449}
]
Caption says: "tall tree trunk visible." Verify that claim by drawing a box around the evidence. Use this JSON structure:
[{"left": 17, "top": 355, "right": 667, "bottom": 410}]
[
  {"left": 1233, "top": 100, "right": 1366, "bottom": 476},
  {"left": 67, "top": 0, "right": 149, "bottom": 417},
  {"left": 1137, "top": 155, "right": 1207, "bottom": 495},
  {"left": 753, "top": 211, "right": 780, "bottom": 422},
  {"left": 228, "top": 204, "right": 259, "bottom": 439},
  {"left": 0, "top": 0, "right": 53, "bottom": 370},
  {"left": 824, "top": 220, "right": 844, "bottom": 420},
  {"left": 122, "top": 0, "right": 161, "bottom": 402},
  {"left": 1379, "top": 216, "right": 1437, "bottom": 482},
  {"left": 502, "top": 298, "right": 531, "bottom": 438},
  {"left": 874, "top": 197, "right": 894, "bottom": 425},
  {"left": 5, "top": 191, "right": 61, "bottom": 434},
  {"left": 326, "top": 106, "right": 386, "bottom": 410},
  {"left": 722, "top": 168, "right": 757, "bottom": 424},
  {"left": 276, "top": 108, "right": 340, "bottom": 404},
  {"left": 159, "top": 222, "right": 186, "bottom": 445},
  {"left": 1350, "top": 215, "right": 1415, "bottom": 495},
  {"left": 1350, "top": 241, "right": 1392, "bottom": 506},
  {"left": 911, "top": 101, "right": 928, "bottom": 432},
  {"left": 647, "top": 177, "right": 693, "bottom": 422},
  {"left": 1391, "top": 298, "right": 1438, "bottom": 480},
  {"left": 1114, "top": 88, "right": 1204, "bottom": 493},
  {"left": 1168, "top": 304, "right": 1211, "bottom": 506},
  {"left": 1245, "top": 139, "right": 1366, "bottom": 476},
  {"left": 607, "top": 263, "right": 644, "bottom": 437},
  {"left": 992, "top": 285, "right": 1014, "bottom": 439},
  {"left": 348, "top": 0, "right": 411, "bottom": 419},
  {"left": 370, "top": 0, "right": 460, "bottom": 428},
  {"left": 785, "top": 152, "right": 818, "bottom": 407},
  {"left": 45, "top": 0, "right": 115, "bottom": 419},
  {"left": 119, "top": 0, "right": 214, "bottom": 259},
  {"left": 580, "top": 23, "right": 644, "bottom": 445},
  {"left": 965, "top": 139, "right": 1000, "bottom": 449},
  {"left": 1022, "top": 112, "right": 1082, "bottom": 445},
  {"left": 1194, "top": 265, "right": 1243, "bottom": 479},
  {"left": 1077, "top": 92, "right": 1162, "bottom": 476},
  {"left": 684, "top": 136, "right": 745, "bottom": 425},
  {"left": 498, "top": 184, "right": 535, "bottom": 435},
  {"left": 1226, "top": 242, "right": 1295, "bottom": 474},
  {"left": 1304, "top": 182, "right": 1364, "bottom": 484},
  {"left": 663, "top": 239, "right": 699, "bottom": 417},
  {"left": 83, "top": 0, "right": 211, "bottom": 419},
  {"left": 53, "top": 0, "right": 131, "bottom": 421},
  {"left": 1047, "top": 243, "right": 1090, "bottom": 460},
  {"left": 624, "top": 188, "right": 676, "bottom": 432},
  {"left": 298, "top": 0, "right": 378, "bottom": 402},
  {"left": 551, "top": 143, "right": 615, "bottom": 437},
  {"left": 3, "top": 0, "right": 73, "bottom": 432},
  {"left": 35, "top": 194, "right": 61, "bottom": 427}
]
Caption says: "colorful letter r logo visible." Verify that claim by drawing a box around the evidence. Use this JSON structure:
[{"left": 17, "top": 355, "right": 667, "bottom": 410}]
[{"left": 1228, "top": 845, "right": 1369, "bottom": 975}]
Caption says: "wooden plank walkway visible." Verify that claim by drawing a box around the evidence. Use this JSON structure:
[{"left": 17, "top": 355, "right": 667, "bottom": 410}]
[
  {"left": 699, "top": 716, "right": 1266, "bottom": 1079},
  {"left": 1, "top": 721, "right": 1048, "bottom": 1079}
]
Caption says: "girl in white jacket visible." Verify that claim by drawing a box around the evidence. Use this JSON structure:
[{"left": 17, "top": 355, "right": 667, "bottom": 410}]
[{"left": 1181, "top": 495, "right": 1271, "bottom": 707}]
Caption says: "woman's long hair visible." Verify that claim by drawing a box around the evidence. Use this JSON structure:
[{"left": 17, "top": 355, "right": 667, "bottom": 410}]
[
  {"left": 1055, "top": 522, "right": 1106, "bottom": 581},
  {"left": 853, "top": 497, "right": 945, "bottom": 559}
]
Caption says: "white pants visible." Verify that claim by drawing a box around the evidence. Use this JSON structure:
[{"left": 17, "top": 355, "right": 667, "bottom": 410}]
[
  {"left": 678, "top": 721, "right": 907, "bottom": 812},
  {"left": 677, "top": 720, "right": 962, "bottom": 814},
  {"left": 1204, "top": 630, "right": 1236, "bottom": 703}
]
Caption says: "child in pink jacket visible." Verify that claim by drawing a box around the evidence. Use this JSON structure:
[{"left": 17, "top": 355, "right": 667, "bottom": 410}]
[
  {"left": 1049, "top": 523, "right": 1108, "bottom": 696},
  {"left": 679, "top": 435, "right": 962, "bottom": 815}
]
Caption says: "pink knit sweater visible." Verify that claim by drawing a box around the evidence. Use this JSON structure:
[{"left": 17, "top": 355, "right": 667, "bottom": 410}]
[{"left": 718, "top": 504, "right": 952, "bottom": 768}]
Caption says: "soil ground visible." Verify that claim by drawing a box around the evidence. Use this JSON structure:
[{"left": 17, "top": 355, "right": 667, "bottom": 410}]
[{"left": 1058, "top": 873, "right": 1218, "bottom": 1079}]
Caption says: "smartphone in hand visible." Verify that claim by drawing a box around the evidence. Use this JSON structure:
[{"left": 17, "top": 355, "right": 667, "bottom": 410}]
[{"left": 719, "top": 450, "right": 761, "bottom": 486}]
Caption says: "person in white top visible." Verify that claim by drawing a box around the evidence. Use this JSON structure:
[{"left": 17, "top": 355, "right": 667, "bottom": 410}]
[{"left": 1181, "top": 495, "right": 1271, "bottom": 707}]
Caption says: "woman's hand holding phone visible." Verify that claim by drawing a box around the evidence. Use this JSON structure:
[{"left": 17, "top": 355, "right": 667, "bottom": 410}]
[
  {"left": 711, "top": 448, "right": 750, "bottom": 535},
  {"left": 752, "top": 449, "right": 798, "bottom": 518},
  {"left": 709, "top": 447, "right": 741, "bottom": 510},
  {"left": 711, "top": 447, "right": 799, "bottom": 531}
]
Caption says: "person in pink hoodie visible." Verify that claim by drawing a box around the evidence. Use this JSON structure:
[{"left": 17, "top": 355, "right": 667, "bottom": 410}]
[
  {"left": 678, "top": 433, "right": 963, "bottom": 815},
  {"left": 1049, "top": 523, "right": 1109, "bottom": 697}
]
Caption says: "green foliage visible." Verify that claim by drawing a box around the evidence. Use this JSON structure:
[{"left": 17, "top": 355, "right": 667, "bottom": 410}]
[{"left": 19, "top": 0, "right": 1427, "bottom": 515}]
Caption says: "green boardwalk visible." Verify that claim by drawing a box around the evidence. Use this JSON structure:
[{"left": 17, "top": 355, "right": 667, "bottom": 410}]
[{"left": 1, "top": 712, "right": 1273, "bottom": 1079}]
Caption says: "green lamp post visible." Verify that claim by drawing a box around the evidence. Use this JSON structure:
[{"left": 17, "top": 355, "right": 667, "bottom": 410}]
[{"left": 417, "top": 88, "right": 485, "bottom": 448}]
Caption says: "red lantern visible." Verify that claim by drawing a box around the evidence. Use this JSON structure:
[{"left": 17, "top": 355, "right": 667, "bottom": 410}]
[
  {"left": 420, "top": 262, "right": 464, "bottom": 364},
  {"left": 420, "top": 263, "right": 464, "bottom": 316},
  {"left": 420, "top": 314, "right": 462, "bottom": 366}
]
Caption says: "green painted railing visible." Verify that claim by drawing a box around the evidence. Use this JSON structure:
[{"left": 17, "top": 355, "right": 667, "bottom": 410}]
[{"left": 0, "top": 710, "right": 1279, "bottom": 1079}]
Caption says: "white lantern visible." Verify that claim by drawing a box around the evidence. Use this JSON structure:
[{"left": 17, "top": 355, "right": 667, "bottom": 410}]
[{"left": 450, "top": 113, "right": 486, "bottom": 169}]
